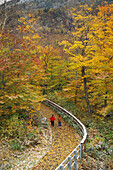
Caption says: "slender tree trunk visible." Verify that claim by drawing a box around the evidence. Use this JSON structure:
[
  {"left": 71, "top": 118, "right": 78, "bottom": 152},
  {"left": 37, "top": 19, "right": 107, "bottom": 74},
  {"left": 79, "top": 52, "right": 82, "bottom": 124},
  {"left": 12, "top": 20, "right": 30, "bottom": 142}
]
[
  {"left": 104, "top": 79, "right": 108, "bottom": 107},
  {"left": 104, "top": 91, "right": 108, "bottom": 107},
  {"left": 81, "top": 66, "right": 91, "bottom": 113},
  {"left": 75, "top": 89, "right": 77, "bottom": 104},
  {"left": 43, "top": 79, "right": 45, "bottom": 95}
]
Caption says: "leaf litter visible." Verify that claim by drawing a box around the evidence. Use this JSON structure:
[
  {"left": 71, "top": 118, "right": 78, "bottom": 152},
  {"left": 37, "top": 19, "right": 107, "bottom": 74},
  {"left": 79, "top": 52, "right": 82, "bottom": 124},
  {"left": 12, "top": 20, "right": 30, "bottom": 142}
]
[
  {"left": 33, "top": 104, "right": 81, "bottom": 170},
  {"left": 0, "top": 103, "right": 81, "bottom": 170}
]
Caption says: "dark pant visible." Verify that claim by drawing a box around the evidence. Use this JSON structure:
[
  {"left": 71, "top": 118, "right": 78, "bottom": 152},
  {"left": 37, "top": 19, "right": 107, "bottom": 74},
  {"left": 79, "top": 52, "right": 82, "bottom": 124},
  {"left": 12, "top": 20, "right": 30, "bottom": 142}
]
[
  {"left": 58, "top": 122, "right": 61, "bottom": 126},
  {"left": 51, "top": 121, "right": 54, "bottom": 126}
]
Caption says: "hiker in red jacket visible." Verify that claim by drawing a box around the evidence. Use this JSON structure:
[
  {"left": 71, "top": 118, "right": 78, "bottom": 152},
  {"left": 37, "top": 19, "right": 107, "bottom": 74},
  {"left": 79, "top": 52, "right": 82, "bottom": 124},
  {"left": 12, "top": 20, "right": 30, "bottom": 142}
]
[{"left": 50, "top": 115, "right": 55, "bottom": 126}]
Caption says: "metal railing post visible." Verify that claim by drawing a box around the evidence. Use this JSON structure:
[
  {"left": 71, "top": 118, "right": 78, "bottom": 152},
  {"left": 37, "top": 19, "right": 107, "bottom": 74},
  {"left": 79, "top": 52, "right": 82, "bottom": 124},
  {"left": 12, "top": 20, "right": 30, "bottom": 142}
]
[
  {"left": 79, "top": 144, "right": 82, "bottom": 162},
  {"left": 74, "top": 150, "right": 77, "bottom": 170},
  {"left": 43, "top": 99, "right": 87, "bottom": 170},
  {"left": 68, "top": 156, "right": 71, "bottom": 170},
  {"left": 60, "top": 165, "right": 64, "bottom": 170}
]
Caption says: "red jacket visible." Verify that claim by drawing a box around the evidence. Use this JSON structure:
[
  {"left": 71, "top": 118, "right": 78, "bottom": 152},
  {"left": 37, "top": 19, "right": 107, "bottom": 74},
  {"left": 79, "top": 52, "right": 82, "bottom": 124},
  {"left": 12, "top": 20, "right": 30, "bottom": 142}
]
[{"left": 50, "top": 116, "right": 55, "bottom": 121}]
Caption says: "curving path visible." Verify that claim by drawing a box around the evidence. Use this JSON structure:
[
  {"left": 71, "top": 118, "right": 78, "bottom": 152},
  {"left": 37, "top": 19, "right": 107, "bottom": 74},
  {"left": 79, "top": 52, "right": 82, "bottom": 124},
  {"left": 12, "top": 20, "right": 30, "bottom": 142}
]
[{"left": 33, "top": 104, "right": 81, "bottom": 170}]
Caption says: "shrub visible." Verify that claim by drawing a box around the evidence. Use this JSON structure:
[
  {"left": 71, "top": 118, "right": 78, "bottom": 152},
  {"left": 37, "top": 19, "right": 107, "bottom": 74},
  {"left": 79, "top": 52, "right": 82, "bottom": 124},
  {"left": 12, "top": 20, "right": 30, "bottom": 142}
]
[
  {"left": 9, "top": 139, "right": 25, "bottom": 151},
  {"left": 2, "top": 115, "right": 25, "bottom": 139}
]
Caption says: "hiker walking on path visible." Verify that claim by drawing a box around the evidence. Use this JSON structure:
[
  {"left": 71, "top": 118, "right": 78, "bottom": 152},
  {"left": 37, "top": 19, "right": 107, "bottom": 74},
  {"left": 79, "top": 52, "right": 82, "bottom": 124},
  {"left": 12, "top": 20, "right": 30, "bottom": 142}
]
[
  {"left": 58, "top": 115, "right": 62, "bottom": 127},
  {"left": 50, "top": 114, "right": 55, "bottom": 126}
]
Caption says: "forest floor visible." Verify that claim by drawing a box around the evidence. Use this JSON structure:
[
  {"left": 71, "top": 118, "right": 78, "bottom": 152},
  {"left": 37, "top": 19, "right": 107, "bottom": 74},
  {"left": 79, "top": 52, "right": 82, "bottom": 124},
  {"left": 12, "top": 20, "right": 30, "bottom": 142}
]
[
  {"left": 0, "top": 103, "right": 81, "bottom": 170},
  {"left": 33, "top": 104, "right": 81, "bottom": 170},
  {"left": 1, "top": 103, "right": 112, "bottom": 170}
]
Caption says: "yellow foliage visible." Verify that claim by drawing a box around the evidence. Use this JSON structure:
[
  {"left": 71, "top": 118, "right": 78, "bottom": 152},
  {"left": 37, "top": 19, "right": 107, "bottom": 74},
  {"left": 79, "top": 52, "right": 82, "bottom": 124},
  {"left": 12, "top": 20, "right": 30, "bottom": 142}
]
[{"left": 98, "top": 106, "right": 113, "bottom": 117}]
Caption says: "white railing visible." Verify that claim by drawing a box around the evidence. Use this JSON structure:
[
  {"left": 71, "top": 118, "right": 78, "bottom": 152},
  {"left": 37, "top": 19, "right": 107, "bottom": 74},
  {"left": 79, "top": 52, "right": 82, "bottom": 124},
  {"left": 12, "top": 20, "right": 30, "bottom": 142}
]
[{"left": 43, "top": 99, "right": 87, "bottom": 170}]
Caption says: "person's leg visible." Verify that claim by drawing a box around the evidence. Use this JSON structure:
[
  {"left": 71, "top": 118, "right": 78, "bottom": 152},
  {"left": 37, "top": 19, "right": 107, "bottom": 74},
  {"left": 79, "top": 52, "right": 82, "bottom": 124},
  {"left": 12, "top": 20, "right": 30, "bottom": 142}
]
[
  {"left": 58, "top": 122, "right": 61, "bottom": 127},
  {"left": 51, "top": 121, "right": 54, "bottom": 126}
]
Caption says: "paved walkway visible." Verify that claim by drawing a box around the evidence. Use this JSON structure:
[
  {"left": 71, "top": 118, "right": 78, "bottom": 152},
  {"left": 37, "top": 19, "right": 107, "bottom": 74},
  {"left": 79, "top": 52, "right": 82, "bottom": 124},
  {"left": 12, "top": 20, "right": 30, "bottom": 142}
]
[{"left": 33, "top": 104, "right": 81, "bottom": 170}]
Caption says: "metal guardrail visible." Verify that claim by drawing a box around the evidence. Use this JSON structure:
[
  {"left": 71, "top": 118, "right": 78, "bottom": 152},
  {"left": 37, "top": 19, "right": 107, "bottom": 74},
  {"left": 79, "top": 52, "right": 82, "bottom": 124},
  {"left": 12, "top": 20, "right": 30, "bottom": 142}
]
[{"left": 43, "top": 99, "right": 87, "bottom": 170}]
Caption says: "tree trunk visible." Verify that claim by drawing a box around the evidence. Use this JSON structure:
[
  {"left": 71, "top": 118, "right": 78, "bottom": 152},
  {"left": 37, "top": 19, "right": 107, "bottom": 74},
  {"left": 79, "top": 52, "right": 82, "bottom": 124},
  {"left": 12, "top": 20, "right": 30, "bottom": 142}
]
[
  {"left": 43, "top": 79, "right": 45, "bottom": 95},
  {"left": 104, "top": 79, "right": 108, "bottom": 107},
  {"left": 81, "top": 66, "right": 91, "bottom": 113},
  {"left": 104, "top": 91, "right": 108, "bottom": 107}
]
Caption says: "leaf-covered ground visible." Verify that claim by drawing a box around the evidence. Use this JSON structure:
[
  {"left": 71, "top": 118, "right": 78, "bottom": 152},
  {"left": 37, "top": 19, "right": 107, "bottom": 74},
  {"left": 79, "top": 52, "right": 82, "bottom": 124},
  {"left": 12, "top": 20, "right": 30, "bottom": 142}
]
[
  {"left": 0, "top": 103, "right": 81, "bottom": 170},
  {"left": 33, "top": 104, "right": 81, "bottom": 170}
]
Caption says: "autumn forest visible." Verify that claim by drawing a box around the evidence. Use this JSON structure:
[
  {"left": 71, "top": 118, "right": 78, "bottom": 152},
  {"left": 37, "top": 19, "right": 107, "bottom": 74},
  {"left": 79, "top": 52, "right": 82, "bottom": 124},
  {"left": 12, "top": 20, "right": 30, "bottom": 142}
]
[{"left": 0, "top": 0, "right": 113, "bottom": 169}]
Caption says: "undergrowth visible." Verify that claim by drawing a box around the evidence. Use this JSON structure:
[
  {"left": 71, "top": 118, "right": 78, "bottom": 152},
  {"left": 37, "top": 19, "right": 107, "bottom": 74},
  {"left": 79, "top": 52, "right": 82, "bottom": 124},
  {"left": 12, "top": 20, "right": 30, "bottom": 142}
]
[{"left": 0, "top": 112, "right": 41, "bottom": 151}]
